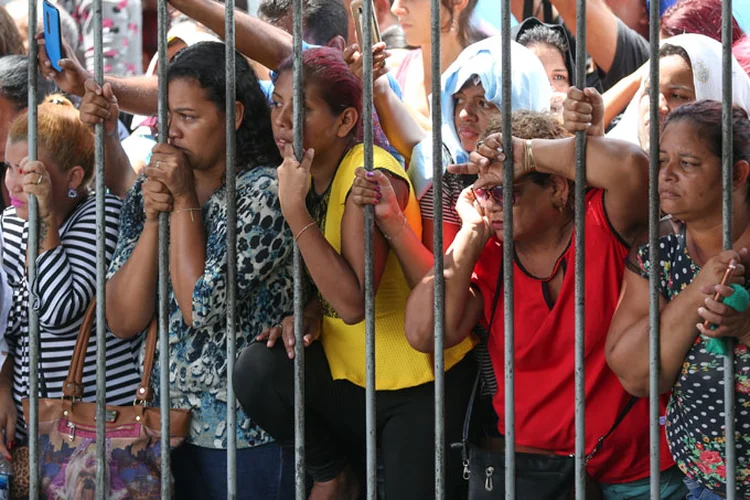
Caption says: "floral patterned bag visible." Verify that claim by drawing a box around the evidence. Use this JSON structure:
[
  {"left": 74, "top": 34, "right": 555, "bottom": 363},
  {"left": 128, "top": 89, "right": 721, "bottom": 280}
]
[{"left": 21, "top": 302, "right": 191, "bottom": 499}]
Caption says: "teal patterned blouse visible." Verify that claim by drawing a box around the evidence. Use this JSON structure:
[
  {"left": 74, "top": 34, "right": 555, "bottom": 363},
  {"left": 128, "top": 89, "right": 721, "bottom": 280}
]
[{"left": 107, "top": 166, "right": 295, "bottom": 449}]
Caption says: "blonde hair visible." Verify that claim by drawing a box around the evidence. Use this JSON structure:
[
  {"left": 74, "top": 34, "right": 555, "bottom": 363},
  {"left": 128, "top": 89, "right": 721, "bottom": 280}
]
[{"left": 8, "top": 94, "right": 95, "bottom": 187}]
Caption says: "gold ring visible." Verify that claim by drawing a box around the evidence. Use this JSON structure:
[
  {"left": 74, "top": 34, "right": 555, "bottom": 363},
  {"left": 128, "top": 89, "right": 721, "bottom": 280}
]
[{"left": 36, "top": 174, "right": 43, "bottom": 185}]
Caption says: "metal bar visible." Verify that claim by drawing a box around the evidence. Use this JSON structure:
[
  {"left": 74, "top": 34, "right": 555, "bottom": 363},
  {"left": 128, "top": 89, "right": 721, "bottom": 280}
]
[
  {"left": 500, "top": 1, "right": 514, "bottom": 498},
  {"left": 225, "top": 0, "right": 238, "bottom": 496},
  {"left": 156, "top": 0, "right": 171, "bottom": 496},
  {"left": 26, "top": 0, "right": 40, "bottom": 496},
  {"left": 92, "top": 0, "right": 107, "bottom": 495},
  {"left": 291, "top": 0, "right": 306, "bottom": 495},
  {"left": 721, "top": 1, "right": 737, "bottom": 498},
  {"left": 647, "top": 0, "right": 661, "bottom": 496},
  {"left": 430, "top": 0, "right": 445, "bottom": 494},
  {"left": 573, "top": 0, "right": 587, "bottom": 497},
  {"left": 361, "top": 0, "right": 377, "bottom": 496}
]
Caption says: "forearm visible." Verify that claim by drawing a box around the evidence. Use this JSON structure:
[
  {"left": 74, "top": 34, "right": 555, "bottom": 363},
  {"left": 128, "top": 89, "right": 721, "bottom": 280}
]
[
  {"left": 602, "top": 73, "right": 641, "bottom": 128},
  {"left": 378, "top": 213, "right": 434, "bottom": 288},
  {"left": 106, "top": 75, "right": 158, "bottom": 116},
  {"left": 373, "top": 85, "right": 426, "bottom": 160},
  {"left": 104, "top": 133, "right": 138, "bottom": 198},
  {"left": 286, "top": 210, "right": 371, "bottom": 324},
  {"left": 106, "top": 222, "right": 159, "bottom": 337},
  {"left": 531, "top": 136, "right": 648, "bottom": 190},
  {"left": 170, "top": 199, "right": 207, "bottom": 325},
  {"left": 405, "top": 225, "right": 488, "bottom": 350},
  {"left": 550, "top": 0, "right": 618, "bottom": 72},
  {"left": 610, "top": 288, "right": 703, "bottom": 395},
  {"left": 36, "top": 215, "right": 61, "bottom": 256},
  {"left": 171, "top": 0, "right": 292, "bottom": 70}
]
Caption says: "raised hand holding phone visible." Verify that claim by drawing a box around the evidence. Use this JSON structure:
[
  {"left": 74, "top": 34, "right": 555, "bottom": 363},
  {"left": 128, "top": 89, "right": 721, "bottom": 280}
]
[{"left": 42, "top": 0, "right": 64, "bottom": 72}]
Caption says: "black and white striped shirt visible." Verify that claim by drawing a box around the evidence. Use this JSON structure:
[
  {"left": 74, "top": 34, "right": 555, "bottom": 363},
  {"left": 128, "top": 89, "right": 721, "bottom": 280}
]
[{"left": 2, "top": 194, "right": 141, "bottom": 440}]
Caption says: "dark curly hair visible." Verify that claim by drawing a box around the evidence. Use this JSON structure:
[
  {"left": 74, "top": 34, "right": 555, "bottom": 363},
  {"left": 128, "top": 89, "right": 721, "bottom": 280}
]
[{"left": 167, "top": 41, "right": 282, "bottom": 170}]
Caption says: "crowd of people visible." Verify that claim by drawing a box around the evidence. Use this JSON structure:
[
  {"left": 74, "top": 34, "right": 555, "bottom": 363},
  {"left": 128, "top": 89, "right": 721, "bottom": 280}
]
[{"left": 0, "top": 0, "right": 748, "bottom": 498}]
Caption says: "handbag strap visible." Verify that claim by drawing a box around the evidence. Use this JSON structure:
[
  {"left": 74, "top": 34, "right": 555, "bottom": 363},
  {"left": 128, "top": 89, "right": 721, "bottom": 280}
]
[
  {"left": 455, "top": 259, "right": 506, "bottom": 463},
  {"left": 62, "top": 299, "right": 158, "bottom": 403}
]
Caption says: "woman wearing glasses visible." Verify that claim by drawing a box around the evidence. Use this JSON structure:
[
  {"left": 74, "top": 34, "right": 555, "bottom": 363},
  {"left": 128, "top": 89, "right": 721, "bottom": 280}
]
[{"left": 394, "top": 110, "right": 685, "bottom": 497}]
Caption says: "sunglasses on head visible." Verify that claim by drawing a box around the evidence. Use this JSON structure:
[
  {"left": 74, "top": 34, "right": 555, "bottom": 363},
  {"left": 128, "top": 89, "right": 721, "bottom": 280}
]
[{"left": 472, "top": 179, "right": 534, "bottom": 206}]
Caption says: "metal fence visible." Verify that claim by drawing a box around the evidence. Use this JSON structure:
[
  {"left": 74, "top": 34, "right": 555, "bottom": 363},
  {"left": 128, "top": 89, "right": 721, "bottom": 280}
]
[{"left": 19, "top": 0, "right": 740, "bottom": 498}]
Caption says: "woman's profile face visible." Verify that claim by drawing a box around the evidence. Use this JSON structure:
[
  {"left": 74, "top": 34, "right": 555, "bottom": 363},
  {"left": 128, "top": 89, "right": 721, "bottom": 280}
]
[
  {"left": 658, "top": 119, "right": 721, "bottom": 222},
  {"left": 271, "top": 70, "right": 351, "bottom": 158},
  {"left": 391, "top": 0, "right": 452, "bottom": 47},
  {"left": 4, "top": 140, "right": 71, "bottom": 221},
  {"left": 638, "top": 54, "right": 696, "bottom": 151},
  {"left": 166, "top": 78, "right": 227, "bottom": 172},
  {"left": 453, "top": 81, "right": 501, "bottom": 153}
]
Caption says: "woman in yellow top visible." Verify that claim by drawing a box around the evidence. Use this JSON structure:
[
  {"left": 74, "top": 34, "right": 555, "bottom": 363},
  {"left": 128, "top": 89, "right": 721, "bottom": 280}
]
[{"left": 233, "top": 47, "right": 475, "bottom": 500}]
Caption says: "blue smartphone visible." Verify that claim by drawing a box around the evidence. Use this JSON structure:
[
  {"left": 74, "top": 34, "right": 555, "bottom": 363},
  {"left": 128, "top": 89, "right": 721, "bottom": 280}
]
[{"left": 43, "top": 0, "right": 64, "bottom": 72}]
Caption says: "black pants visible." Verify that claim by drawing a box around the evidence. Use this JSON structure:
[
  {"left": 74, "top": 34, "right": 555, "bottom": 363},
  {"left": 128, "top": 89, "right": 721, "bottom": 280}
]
[{"left": 233, "top": 340, "right": 475, "bottom": 500}]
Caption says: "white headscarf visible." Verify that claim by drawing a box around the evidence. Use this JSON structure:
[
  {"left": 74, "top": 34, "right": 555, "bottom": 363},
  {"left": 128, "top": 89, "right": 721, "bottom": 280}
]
[
  {"left": 608, "top": 33, "right": 750, "bottom": 146},
  {"left": 409, "top": 38, "right": 551, "bottom": 199}
]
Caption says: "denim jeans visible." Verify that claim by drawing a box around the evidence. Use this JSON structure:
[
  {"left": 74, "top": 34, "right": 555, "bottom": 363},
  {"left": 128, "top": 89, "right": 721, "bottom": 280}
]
[
  {"left": 684, "top": 476, "right": 726, "bottom": 500},
  {"left": 599, "top": 465, "right": 688, "bottom": 500},
  {"left": 171, "top": 441, "right": 294, "bottom": 499}
]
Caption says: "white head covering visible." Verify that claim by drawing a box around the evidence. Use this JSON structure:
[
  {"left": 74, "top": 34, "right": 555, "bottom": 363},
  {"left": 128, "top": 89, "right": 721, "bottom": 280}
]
[
  {"left": 409, "top": 37, "right": 551, "bottom": 199},
  {"left": 608, "top": 33, "right": 750, "bottom": 146}
]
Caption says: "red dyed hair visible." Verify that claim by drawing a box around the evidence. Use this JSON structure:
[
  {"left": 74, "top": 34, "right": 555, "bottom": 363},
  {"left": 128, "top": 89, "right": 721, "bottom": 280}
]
[
  {"left": 661, "top": 0, "right": 744, "bottom": 44},
  {"left": 276, "top": 47, "right": 390, "bottom": 150}
]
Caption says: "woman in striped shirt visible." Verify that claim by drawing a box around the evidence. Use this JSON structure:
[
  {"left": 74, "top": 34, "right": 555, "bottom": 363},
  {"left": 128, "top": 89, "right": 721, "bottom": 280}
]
[{"left": 0, "top": 95, "right": 140, "bottom": 459}]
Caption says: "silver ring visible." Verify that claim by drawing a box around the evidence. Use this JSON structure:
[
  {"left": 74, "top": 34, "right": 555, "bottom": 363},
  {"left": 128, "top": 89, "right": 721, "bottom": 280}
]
[
  {"left": 156, "top": 161, "right": 161, "bottom": 169},
  {"left": 36, "top": 174, "right": 43, "bottom": 185},
  {"left": 475, "top": 140, "right": 484, "bottom": 151}
]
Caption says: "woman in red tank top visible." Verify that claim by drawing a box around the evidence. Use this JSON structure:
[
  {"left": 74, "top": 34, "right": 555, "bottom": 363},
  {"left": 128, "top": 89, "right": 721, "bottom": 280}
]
[{"left": 404, "top": 106, "right": 686, "bottom": 497}]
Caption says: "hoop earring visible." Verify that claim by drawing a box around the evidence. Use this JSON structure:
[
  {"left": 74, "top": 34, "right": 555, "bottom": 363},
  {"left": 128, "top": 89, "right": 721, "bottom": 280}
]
[{"left": 67, "top": 188, "right": 77, "bottom": 199}]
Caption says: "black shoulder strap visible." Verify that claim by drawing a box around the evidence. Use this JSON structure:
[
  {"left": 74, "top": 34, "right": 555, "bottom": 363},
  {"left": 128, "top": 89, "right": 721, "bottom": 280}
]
[{"left": 585, "top": 396, "right": 638, "bottom": 464}]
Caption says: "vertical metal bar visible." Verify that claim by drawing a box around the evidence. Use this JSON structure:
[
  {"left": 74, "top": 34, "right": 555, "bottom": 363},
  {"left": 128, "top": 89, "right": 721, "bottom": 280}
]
[
  {"left": 647, "top": 0, "right": 661, "bottom": 497},
  {"left": 156, "top": 0, "right": 171, "bottom": 496},
  {"left": 26, "top": 0, "right": 40, "bottom": 496},
  {"left": 92, "top": 0, "right": 107, "bottom": 495},
  {"left": 361, "top": 0, "right": 377, "bottom": 497},
  {"left": 573, "top": 0, "right": 587, "bottom": 497},
  {"left": 291, "top": 0, "right": 306, "bottom": 496},
  {"left": 721, "top": 1, "right": 737, "bottom": 498},
  {"left": 225, "top": 0, "right": 238, "bottom": 497},
  {"left": 500, "top": 1, "right": 514, "bottom": 498},
  {"left": 430, "top": 0, "right": 445, "bottom": 494}
]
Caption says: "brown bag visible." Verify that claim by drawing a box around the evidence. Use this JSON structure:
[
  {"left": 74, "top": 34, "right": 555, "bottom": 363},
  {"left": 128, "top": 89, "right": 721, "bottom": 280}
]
[{"left": 19, "top": 301, "right": 191, "bottom": 499}]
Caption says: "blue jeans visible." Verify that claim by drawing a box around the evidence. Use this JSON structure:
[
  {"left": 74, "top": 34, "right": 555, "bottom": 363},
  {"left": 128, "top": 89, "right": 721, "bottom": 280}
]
[
  {"left": 171, "top": 442, "right": 294, "bottom": 499},
  {"left": 599, "top": 465, "right": 688, "bottom": 500},
  {"left": 684, "top": 476, "right": 726, "bottom": 500}
]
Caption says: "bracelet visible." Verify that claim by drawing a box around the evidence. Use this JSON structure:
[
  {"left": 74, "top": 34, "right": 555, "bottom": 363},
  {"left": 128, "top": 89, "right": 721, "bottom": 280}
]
[
  {"left": 294, "top": 221, "right": 317, "bottom": 242},
  {"left": 172, "top": 207, "right": 202, "bottom": 222},
  {"left": 383, "top": 214, "right": 408, "bottom": 242},
  {"left": 525, "top": 139, "right": 537, "bottom": 174}
]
